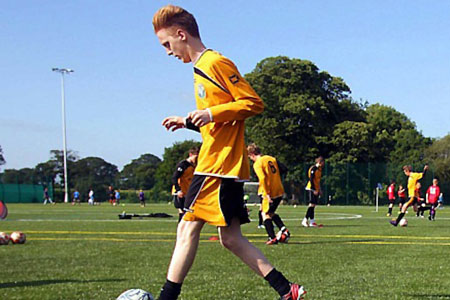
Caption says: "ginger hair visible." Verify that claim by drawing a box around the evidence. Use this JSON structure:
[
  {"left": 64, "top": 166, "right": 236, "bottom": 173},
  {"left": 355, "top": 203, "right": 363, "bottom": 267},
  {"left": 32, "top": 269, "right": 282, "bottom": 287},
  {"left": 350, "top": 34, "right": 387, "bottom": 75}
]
[{"left": 152, "top": 5, "right": 200, "bottom": 38}]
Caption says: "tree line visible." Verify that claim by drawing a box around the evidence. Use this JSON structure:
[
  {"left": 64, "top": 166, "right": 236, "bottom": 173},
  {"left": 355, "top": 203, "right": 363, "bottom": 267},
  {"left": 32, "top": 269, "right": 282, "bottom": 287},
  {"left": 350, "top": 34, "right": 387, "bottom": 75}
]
[{"left": 1, "top": 56, "right": 448, "bottom": 203}]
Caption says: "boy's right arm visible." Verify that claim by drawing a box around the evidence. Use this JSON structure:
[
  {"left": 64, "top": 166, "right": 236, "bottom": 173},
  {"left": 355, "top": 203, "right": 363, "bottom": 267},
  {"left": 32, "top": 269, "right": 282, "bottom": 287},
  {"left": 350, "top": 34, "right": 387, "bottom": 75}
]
[{"left": 162, "top": 116, "right": 200, "bottom": 132}]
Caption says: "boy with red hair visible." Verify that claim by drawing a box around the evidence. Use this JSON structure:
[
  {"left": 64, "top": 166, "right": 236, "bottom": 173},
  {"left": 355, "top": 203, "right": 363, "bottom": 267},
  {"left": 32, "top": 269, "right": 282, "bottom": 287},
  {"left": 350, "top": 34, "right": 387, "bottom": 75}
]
[{"left": 153, "top": 5, "right": 305, "bottom": 300}]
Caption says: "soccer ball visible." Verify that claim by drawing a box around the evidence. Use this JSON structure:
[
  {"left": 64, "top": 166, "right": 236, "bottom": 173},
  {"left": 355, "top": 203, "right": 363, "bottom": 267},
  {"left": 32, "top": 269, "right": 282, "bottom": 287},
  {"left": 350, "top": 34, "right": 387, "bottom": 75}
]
[
  {"left": 399, "top": 218, "right": 408, "bottom": 227},
  {"left": 10, "top": 231, "right": 26, "bottom": 244},
  {"left": 116, "top": 289, "right": 154, "bottom": 300},
  {"left": 276, "top": 229, "right": 290, "bottom": 243},
  {"left": 0, "top": 232, "right": 10, "bottom": 245}
]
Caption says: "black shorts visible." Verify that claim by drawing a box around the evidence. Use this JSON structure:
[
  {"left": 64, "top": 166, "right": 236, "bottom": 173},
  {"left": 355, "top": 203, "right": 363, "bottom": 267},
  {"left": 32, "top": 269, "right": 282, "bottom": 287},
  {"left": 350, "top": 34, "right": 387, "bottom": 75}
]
[
  {"left": 307, "top": 190, "right": 319, "bottom": 205},
  {"left": 398, "top": 197, "right": 406, "bottom": 204},
  {"left": 388, "top": 198, "right": 396, "bottom": 204},
  {"left": 183, "top": 175, "right": 250, "bottom": 226},
  {"left": 173, "top": 195, "right": 185, "bottom": 209},
  {"left": 259, "top": 195, "right": 282, "bottom": 214}
]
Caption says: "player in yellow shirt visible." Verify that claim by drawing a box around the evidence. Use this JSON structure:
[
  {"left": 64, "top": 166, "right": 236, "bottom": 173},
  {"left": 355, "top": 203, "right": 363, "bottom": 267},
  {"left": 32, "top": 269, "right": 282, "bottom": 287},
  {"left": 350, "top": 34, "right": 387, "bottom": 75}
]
[
  {"left": 302, "top": 157, "right": 325, "bottom": 227},
  {"left": 153, "top": 5, "right": 305, "bottom": 300},
  {"left": 171, "top": 147, "right": 199, "bottom": 222},
  {"left": 247, "top": 143, "right": 290, "bottom": 245},
  {"left": 390, "top": 164, "right": 428, "bottom": 226}
]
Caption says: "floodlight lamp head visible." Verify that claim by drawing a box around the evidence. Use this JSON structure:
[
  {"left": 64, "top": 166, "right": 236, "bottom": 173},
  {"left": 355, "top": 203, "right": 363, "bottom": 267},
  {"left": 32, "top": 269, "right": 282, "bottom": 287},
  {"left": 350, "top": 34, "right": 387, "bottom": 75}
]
[{"left": 52, "top": 68, "right": 74, "bottom": 74}]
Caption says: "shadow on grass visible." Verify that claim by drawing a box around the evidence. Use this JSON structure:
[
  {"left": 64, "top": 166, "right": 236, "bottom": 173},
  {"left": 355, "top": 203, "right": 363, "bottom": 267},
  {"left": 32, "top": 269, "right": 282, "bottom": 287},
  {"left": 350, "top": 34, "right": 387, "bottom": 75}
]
[
  {"left": 407, "top": 294, "right": 450, "bottom": 299},
  {"left": 287, "top": 239, "right": 385, "bottom": 245},
  {"left": 314, "top": 224, "right": 369, "bottom": 227},
  {"left": 0, "top": 278, "right": 124, "bottom": 289}
]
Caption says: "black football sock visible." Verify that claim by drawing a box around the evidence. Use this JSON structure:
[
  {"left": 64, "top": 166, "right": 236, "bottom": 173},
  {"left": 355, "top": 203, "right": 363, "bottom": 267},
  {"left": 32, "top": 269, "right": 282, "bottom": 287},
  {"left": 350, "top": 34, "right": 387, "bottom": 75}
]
[
  {"left": 264, "top": 268, "right": 291, "bottom": 297},
  {"left": 159, "top": 279, "right": 182, "bottom": 300},
  {"left": 310, "top": 207, "right": 315, "bottom": 220},
  {"left": 272, "top": 214, "right": 285, "bottom": 230},
  {"left": 264, "top": 219, "right": 276, "bottom": 239},
  {"left": 388, "top": 207, "right": 393, "bottom": 215},
  {"left": 396, "top": 213, "right": 405, "bottom": 224},
  {"left": 305, "top": 206, "right": 314, "bottom": 219},
  {"left": 258, "top": 211, "right": 263, "bottom": 226}
]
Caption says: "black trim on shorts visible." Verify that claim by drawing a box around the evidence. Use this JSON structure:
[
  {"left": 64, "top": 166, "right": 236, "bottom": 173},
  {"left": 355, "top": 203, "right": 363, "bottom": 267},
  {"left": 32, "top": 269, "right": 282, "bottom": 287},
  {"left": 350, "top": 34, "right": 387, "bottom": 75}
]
[
  {"left": 308, "top": 190, "right": 319, "bottom": 204},
  {"left": 184, "top": 175, "right": 206, "bottom": 212},
  {"left": 219, "top": 178, "right": 250, "bottom": 226},
  {"left": 184, "top": 175, "right": 250, "bottom": 226},
  {"left": 267, "top": 196, "right": 282, "bottom": 214}
]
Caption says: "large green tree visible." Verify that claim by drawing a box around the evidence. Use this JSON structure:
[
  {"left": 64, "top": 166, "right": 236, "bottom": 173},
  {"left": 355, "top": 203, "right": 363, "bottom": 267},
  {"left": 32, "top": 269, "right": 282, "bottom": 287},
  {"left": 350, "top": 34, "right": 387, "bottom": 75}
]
[
  {"left": 70, "top": 157, "right": 118, "bottom": 202},
  {"left": 34, "top": 150, "right": 79, "bottom": 187},
  {"left": 118, "top": 154, "right": 162, "bottom": 190},
  {"left": 425, "top": 134, "right": 450, "bottom": 182},
  {"left": 2, "top": 168, "right": 35, "bottom": 184},
  {"left": 328, "top": 121, "right": 370, "bottom": 163},
  {"left": 365, "top": 104, "right": 419, "bottom": 161},
  {"left": 246, "top": 57, "right": 356, "bottom": 163},
  {"left": 244, "top": 56, "right": 365, "bottom": 192}
]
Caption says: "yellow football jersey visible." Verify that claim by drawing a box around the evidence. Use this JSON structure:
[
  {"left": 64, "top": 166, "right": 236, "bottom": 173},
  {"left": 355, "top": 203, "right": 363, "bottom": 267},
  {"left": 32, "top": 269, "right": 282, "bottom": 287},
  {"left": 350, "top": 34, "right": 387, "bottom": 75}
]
[
  {"left": 253, "top": 155, "right": 285, "bottom": 198},
  {"left": 407, "top": 172, "right": 423, "bottom": 198},
  {"left": 306, "top": 165, "right": 322, "bottom": 192},
  {"left": 193, "top": 50, "right": 264, "bottom": 180},
  {"left": 171, "top": 160, "right": 195, "bottom": 195}
]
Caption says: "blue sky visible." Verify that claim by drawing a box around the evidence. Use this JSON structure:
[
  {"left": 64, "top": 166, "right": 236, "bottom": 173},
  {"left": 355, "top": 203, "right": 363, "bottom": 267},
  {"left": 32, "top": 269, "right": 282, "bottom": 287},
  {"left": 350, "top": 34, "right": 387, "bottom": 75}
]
[{"left": 1, "top": 0, "right": 449, "bottom": 171}]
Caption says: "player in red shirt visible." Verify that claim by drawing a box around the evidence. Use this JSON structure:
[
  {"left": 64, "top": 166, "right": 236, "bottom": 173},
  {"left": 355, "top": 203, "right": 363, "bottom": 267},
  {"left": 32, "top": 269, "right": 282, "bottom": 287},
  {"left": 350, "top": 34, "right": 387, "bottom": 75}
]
[
  {"left": 415, "top": 182, "right": 426, "bottom": 217},
  {"left": 426, "top": 178, "right": 441, "bottom": 220},
  {"left": 397, "top": 184, "right": 407, "bottom": 212},
  {"left": 386, "top": 180, "right": 396, "bottom": 216}
]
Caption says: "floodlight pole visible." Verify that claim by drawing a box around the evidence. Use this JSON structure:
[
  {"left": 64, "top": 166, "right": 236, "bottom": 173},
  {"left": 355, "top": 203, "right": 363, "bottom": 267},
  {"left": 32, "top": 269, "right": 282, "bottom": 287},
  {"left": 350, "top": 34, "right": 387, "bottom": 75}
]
[{"left": 52, "top": 68, "right": 74, "bottom": 203}]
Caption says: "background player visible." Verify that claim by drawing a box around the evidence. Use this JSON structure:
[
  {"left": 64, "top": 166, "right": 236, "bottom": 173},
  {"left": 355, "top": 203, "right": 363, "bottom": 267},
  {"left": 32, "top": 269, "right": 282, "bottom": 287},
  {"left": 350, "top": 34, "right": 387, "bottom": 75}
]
[
  {"left": 397, "top": 184, "right": 406, "bottom": 213},
  {"left": 390, "top": 164, "right": 428, "bottom": 226},
  {"left": 171, "top": 147, "right": 199, "bottom": 222},
  {"left": 154, "top": 5, "right": 305, "bottom": 299},
  {"left": 43, "top": 187, "right": 53, "bottom": 205},
  {"left": 247, "top": 143, "right": 290, "bottom": 245},
  {"left": 386, "top": 179, "right": 396, "bottom": 216},
  {"left": 139, "top": 189, "right": 145, "bottom": 207},
  {"left": 426, "top": 178, "right": 441, "bottom": 220},
  {"left": 108, "top": 186, "right": 115, "bottom": 205},
  {"left": 414, "top": 182, "right": 426, "bottom": 217},
  {"left": 302, "top": 156, "right": 325, "bottom": 227},
  {"left": 72, "top": 189, "right": 80, "bottom": 205}
]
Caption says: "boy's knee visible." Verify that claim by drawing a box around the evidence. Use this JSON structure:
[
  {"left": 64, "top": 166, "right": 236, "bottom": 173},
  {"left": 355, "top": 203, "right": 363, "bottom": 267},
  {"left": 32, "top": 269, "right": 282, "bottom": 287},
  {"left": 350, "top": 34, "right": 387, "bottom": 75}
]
[{"left": 220, "top": 233, "right": 240, "bottom": 251}]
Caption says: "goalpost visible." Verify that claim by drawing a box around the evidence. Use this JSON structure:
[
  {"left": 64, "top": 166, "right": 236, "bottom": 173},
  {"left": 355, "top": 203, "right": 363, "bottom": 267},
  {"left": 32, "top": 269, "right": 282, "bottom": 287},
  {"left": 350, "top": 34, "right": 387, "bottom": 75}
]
[{"left": 375, "top": 183, "right": 382, "bottom": 212}]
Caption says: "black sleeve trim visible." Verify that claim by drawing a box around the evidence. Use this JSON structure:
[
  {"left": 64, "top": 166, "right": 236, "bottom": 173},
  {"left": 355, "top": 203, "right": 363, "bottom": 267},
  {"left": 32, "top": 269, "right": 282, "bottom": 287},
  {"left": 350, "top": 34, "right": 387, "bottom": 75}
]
[
  {"left": 194, "top": 67, "right": 230, "bottom": 94},
  {"left": 172, "top": 161, "right": 188, "bottom": 191},
  {"left": 186, "top": 118, "right": 200, "bottom": 132}
]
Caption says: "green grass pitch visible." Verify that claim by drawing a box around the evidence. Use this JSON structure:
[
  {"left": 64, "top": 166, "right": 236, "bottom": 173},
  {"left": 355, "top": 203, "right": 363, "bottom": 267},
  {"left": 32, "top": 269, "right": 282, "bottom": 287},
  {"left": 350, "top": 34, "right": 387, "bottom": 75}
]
[{"left": 1, "top": 203, "right": 449, "bottom": 299}]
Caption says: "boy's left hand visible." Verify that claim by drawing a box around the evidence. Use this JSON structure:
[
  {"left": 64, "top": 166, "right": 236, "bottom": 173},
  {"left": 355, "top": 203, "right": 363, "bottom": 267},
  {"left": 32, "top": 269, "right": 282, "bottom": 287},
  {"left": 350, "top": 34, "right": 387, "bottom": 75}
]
[{"left": 188, "top": 109, "right": 211, "bottom": 127}]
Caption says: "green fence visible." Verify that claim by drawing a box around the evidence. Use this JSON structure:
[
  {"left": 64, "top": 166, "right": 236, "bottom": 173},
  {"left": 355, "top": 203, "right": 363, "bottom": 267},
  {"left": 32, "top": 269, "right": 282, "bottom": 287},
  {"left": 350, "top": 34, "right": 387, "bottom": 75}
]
[
  {"left": 289, "top": 163, "right": 446, "bottom": 206},
  {"left": 0, "top": 183, "right": 53, "bottom": 203}
]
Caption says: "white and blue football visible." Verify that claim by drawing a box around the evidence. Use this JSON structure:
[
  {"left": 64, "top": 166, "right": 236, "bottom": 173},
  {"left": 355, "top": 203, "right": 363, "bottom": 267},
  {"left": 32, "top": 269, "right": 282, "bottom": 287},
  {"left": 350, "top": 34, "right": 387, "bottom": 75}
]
[{"left": 116, "top": 289, "right": 154, "bottom": 300}]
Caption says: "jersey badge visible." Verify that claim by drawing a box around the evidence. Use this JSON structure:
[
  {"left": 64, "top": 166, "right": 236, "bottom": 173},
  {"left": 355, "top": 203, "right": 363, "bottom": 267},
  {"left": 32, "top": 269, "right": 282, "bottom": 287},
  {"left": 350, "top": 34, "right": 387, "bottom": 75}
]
[
  {"left": 197, "top": 83, "right": 206, "bottom": 99},
  {"left": 229, "top": 74, "right": 240, "bottom": 84}
]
